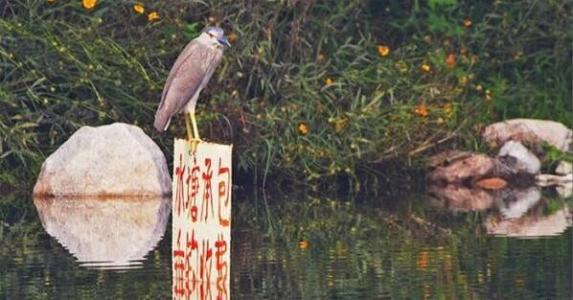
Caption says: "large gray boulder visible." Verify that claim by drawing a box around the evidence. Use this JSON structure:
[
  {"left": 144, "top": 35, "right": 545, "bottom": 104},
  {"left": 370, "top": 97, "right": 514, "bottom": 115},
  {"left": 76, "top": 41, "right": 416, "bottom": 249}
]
[{"left": 33, "top": 123, "right": 171, "bottom": 197}]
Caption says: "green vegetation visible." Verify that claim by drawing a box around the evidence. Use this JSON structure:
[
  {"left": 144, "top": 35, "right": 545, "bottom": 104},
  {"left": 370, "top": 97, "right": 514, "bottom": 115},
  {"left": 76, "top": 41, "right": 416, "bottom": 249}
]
[{"left": 1, "top": 0, "right": 571, "bottom": 190}]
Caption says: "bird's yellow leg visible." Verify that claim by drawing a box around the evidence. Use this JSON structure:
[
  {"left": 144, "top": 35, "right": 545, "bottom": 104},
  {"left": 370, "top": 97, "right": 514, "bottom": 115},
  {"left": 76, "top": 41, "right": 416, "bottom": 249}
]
[
  {"left": 185, "top": 113, "right": 195, "bottom": 150},
  {"left": 188, "top": 112, "right": 201, "bottom": 152},
  {"left": 185, "top": 113, "right": 193, "bottom": 140},
  {"left": 190, "top": 112, "right": 201, "bottom": 141}
]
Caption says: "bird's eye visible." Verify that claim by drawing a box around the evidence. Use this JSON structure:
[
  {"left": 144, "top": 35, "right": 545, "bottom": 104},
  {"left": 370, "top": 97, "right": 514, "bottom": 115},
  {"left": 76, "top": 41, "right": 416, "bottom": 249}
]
[{"left": 207, "top": 32, "right": 214, "bottom": 38}]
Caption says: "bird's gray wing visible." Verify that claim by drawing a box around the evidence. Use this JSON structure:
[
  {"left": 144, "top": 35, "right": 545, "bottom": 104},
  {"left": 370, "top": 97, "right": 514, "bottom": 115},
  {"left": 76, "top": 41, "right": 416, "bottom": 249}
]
[{"left": 154, "top": 40, "right": 212, "bottom": 132}]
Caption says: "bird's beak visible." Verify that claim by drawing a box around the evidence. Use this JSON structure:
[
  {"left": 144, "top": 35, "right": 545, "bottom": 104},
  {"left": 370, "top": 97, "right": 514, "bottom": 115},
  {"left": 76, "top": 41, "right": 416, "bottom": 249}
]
[{"left": 218, "top": 36, "right": 231, "bottom": 48}]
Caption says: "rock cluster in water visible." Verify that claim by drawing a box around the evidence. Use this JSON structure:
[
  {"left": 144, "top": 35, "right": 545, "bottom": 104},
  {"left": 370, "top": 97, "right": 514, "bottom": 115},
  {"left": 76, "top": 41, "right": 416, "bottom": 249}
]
[
  {"left": 428, "top": 118, "right": 572, "bottom": 193},
  {"left": 428, "top": 119, "right": 573, "bottom": 238}
]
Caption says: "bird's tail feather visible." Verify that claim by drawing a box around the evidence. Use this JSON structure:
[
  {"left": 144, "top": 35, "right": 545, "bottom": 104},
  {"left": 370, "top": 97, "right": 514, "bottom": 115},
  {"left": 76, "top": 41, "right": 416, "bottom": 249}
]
[{"left": 154, "top": 113, "right": 171, "bottom": 132}]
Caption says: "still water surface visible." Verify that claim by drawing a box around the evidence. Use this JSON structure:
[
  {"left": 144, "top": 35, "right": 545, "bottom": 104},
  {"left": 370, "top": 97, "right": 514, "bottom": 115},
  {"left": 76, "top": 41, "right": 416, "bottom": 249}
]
[{"left": 0, "top": 187, "right": 571, "bottom": 299}]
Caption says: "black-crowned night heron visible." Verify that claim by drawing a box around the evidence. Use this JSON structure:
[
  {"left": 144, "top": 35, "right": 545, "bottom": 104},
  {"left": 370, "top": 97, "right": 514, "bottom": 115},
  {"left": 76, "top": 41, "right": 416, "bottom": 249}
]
[{"left": 153, "top": 26, "right": 230, "bottom": 149}]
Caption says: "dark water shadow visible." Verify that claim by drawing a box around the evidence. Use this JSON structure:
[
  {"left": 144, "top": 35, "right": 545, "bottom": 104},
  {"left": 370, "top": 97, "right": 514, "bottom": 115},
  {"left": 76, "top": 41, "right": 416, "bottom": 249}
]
[{"left": 33, "top": 196, "right": 171, "bottom": 269}]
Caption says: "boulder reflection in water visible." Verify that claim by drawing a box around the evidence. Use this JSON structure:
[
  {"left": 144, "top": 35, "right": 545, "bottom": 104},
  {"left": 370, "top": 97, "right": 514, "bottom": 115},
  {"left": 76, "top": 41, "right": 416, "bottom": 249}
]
[
  {"left": 486, "top": 206, "right": 572, "bottom": 238},
  {"left": 33, "top": 196, "right": 170, "bottom": 269},
  {"left": 495, "top": 187, "right": 542, "bottom": 219},
  {"left": 428, "top": 185, "right": 495, "bottom": 212},
  {"left": 429, "top": 184, "right": 572, "bottom": 238}
]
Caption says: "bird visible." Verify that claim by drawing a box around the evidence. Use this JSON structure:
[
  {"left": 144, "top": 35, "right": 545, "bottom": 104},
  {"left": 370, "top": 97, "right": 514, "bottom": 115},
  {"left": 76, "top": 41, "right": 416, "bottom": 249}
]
[{"left": 154, "top": 26, "right": 230, "bottom": 150}]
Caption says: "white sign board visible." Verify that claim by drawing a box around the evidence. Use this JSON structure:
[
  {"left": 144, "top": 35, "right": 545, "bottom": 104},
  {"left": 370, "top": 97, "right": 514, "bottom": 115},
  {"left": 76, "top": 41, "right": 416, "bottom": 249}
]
[{"left": 172, "top": 140, "right": 232, "bottom": 299}]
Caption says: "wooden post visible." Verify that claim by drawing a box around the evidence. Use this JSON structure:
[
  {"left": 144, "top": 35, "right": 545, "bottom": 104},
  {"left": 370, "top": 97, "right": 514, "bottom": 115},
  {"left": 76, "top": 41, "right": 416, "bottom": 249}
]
[{"left": 172, "top": 140, "right": 232, "bottom": 299}]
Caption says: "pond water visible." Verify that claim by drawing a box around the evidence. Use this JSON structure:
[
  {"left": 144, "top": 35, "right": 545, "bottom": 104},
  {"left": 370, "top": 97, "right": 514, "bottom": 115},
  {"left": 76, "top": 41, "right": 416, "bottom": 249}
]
[{"left": 0, "top": 186, "right": 571, "bottom": 299}]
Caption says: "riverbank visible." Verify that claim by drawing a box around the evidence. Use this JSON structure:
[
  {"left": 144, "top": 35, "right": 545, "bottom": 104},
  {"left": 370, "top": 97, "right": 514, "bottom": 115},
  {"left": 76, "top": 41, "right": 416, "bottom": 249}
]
[{"left": 1, "top": 0, "right": 571, "bottom": 191}]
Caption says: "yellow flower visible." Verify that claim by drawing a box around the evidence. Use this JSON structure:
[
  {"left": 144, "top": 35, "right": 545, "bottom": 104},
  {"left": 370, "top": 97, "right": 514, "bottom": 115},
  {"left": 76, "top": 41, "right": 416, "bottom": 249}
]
[
  {"left": 444, "top": 103, "right": 453, "bottom": 117},
  {"left": 133, "top": 3, "right": 145, "bottom": 14},
  {"left": 395, "top": 61, "right": 409, "bottom": 73},
  {"left": 463, "top": 19, "right": 473, "bottom": 28},
  {"left": 414, "top": 103, "right": 429, "bottom": 117},
  {"left": 82, "top": 0, "right": 97, "bottom": 9},
  {"left": 420, "top": 64, "right": 431, "bottom": 73},
  {"left": 378, "top": 45, "right": 390, "bottom": 57},
  {"left": 298, "top": 239, "right": 310, "bottom": 250},
  {"left": 297, "top": 122, "right": 310, "bottom": 136},
  {"left": 333, "top": 118, "right": 348, "bottom": 133},
  {"left": 147, "top": 11, "right": 160, "bottom": 22},
  {"left": 325, "top": 77, "right": 334, "bottom": 85},
  {"left": 485, "top": 90, "right": 492, "bottom": 101},
  {"left": 445, "top": 53, "right": 456, "bottom": 69},
  {"left": 513, "top": 51, "right": 524, "bottom": 61}
]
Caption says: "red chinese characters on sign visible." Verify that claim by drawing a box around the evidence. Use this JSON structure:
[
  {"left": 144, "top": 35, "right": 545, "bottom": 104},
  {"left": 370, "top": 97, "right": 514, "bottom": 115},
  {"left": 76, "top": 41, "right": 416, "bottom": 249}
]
[
  {"left": 175, "top": 154, "right": 186, "bottom": 216},
  {"left": 215, "top": 234, "right": 228, "bottom": 293},
  {"left": 218, "top": 158, "right": 231, "bottom": 227},
  {"left": 172, "top": 141, "right": 232, "bottom": 300},
  {"left": 186, "top": 157, "right": 200, "bottom": 223},
  {"left": 201, "top": 158, "right": 214, "bottom": 222}
]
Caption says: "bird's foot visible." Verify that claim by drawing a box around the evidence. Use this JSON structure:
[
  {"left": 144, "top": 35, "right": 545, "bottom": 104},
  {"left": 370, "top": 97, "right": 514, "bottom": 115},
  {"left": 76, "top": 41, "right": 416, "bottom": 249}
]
[{"left": 188, "top": 138, "right": 203, "bottom": 153}]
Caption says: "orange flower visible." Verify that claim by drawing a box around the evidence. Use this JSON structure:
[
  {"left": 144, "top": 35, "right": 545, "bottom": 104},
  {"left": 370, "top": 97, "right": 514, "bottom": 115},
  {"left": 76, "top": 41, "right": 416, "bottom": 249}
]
[
  {"left": 420, "top": 64, "right": 431, "bottom": 73},
  {"left": 378, "top": 45, "right": 390, "bottom": 57},
  {"left": 133, "top": 3, "right": 145, "bottom": 14},
  {"left": 463, "top": 19, "right": 473, "bottom": 28},
  {"left": 47, "top": 0, "right": 56, "bottom": 3},
  {"left": 227, "top": 32, "right": 238, "bottom": 44},
  {"left": 445, "top": 53, "right": 456, "bottom": 69},
  {"left": 417, "top": 250, "right": 429, "bottom": 270},
  {"left": 297, "top": 122, "right": 310, "bottom": 136},
  {"left": 298, "top": 239, "right": 310, "bottom": 250},
  {"left": 414, "top": 103, "right": 429, "bottom": 117},
  {"left": 325, "top": 77, "right": 334, "bottom": 85},
  {"left": 147, "top": 11, "right": 160, "bottom": 22},
  {"left": 82, "top": 0, "right": 97, "bottom": 9}
]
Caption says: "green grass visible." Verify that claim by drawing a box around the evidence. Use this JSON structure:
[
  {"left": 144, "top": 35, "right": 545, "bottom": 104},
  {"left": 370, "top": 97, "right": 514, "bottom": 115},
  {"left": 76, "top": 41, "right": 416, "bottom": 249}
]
[{"left": 1, "top": 0, "right": 571, "bottom": 191}]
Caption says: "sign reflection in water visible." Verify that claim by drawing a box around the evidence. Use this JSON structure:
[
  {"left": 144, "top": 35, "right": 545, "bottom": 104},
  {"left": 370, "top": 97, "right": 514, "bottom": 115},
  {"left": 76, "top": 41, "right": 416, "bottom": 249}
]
[
  {"left": 172, "top": 140, "right": 232, "bottom": 300},
  {"left": 33, "top": 196, "right": 170, "bottom": 268}
]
